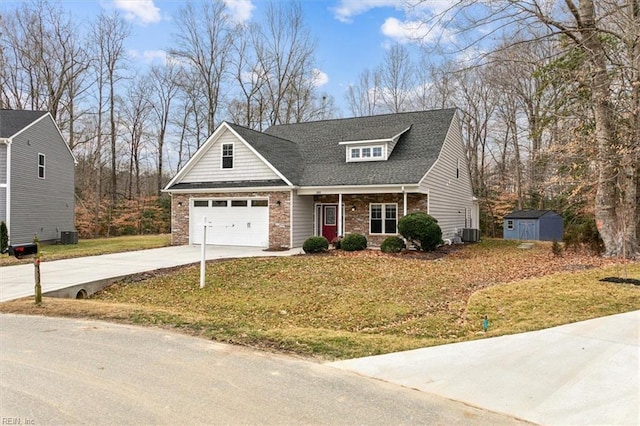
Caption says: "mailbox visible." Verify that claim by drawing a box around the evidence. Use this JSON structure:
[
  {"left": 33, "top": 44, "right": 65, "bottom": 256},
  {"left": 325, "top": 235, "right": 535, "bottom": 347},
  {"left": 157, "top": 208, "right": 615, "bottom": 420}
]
[{"left": 8, "top": 243, "right": 39, "bottom": 259}]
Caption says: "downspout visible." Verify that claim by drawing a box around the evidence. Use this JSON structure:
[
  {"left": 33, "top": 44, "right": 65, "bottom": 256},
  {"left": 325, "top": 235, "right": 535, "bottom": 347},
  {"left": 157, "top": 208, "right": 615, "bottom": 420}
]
[
  {"left": 402, "top": 186, "right": 407, "bottom": 216},
  {"left": 338, "top": 192, "right": 343, "bottom": 237}
]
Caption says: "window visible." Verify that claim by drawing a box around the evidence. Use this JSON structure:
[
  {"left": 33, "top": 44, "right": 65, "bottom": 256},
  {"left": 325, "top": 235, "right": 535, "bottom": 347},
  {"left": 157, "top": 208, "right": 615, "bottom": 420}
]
[
  {"left": 347, "top": 145, "right": 384, "bottom": 162},
  {"left": 222, "top": 143, "right": 233, "bottom": 169},
  {"left": 370, "top": 204, "right": 397, "bottom": 234},
  {"left": 194, "top": 200, "right": 209, "bottom": 207},
  {"left": 251, "top": 199, "right": 268, "bottom": 207},
  {"left": 211, "top": 200, "right": 227, "bottom": 207},
  {"left": 38, "top": 153, "right": 45, "bottom": 179},
  {"left": 231, "top": 200, "right": 247, "bottom": 207},
  {"left": 506, "top": 220, "right": 514, "bottom": 230}
]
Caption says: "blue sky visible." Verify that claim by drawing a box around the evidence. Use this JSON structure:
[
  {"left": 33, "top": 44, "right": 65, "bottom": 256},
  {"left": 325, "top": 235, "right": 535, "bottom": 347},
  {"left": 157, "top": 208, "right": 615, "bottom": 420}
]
[{"left": 2, "top": 0, "right": 455, "bottom": 111}]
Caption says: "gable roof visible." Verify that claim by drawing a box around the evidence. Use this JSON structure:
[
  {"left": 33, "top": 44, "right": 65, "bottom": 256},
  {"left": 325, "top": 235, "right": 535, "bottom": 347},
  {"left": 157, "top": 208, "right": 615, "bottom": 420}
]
[
  {"left": 504, "top": 210, "right": 560, "bottom": 219},
  {"left": 264, "top": 108, "right": 457, "bottom": 186},
  {"left": 0, "top": 109, "right": 49, "bottom": 138},
  {"left": 165, "top": 108, "right": 458, "bottom": 191}
]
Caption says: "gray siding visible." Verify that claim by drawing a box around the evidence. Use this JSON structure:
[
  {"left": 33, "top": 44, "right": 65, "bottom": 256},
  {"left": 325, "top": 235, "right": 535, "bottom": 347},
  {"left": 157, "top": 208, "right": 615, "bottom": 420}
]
[
  {"left": 182, "top": 128, "right": 279, "bottom": 183},
  {"left": 10, "top": 116, "right": 75, "bottom": 244},
  {"left": 291, "top": 191, "right": 314, "bottom": 247},
  {"left": 0, "top": 187, "right": 5, "bottom": 222},
  {"left": 419, "top": 115, "right": 475, "bottom": 239}
]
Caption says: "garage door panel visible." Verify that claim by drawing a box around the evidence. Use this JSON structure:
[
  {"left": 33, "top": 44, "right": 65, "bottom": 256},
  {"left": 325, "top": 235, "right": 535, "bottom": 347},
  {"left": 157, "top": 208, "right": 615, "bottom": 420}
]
[{"left": 191, "top": 199, "right": 269, "bottom": 247}]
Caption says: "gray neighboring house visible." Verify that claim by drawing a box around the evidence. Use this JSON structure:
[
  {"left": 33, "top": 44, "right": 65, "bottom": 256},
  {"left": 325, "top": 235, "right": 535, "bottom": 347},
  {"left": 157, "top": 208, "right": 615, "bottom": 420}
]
[
  {"left": 164, "top": 108, "right": 479, "bottom": 248},
  {"left": 0, "top": 110, "right": 76, "bottom": 245}
]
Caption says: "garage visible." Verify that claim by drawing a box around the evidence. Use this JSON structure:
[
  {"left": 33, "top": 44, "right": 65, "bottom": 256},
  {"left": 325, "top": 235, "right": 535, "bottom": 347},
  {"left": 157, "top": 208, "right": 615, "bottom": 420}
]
[{"left": 190, "top": 198, "right": 269, "bottom": 247}]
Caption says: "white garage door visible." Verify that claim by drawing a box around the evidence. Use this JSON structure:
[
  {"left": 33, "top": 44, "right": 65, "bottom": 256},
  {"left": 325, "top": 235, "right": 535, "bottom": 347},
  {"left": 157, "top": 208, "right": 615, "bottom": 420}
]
[{"left": 191, "top": 198, "right": 269, "bottom": 247}]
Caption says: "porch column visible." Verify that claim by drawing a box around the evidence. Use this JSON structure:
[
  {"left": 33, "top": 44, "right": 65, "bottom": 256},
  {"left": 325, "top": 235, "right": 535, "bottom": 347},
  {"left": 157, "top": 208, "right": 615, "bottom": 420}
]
[
  {"left": 338, "top": 193, "right": 343, "bottom": 237},
  {"left": 403, "top": 188, "right": 407, "bottom": 216}
]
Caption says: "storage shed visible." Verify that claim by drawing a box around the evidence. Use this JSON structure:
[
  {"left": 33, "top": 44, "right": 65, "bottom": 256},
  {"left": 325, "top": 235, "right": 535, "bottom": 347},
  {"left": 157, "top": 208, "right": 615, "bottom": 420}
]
[{"left": 503, "top": 210, "right": 563, "bottom": 241}]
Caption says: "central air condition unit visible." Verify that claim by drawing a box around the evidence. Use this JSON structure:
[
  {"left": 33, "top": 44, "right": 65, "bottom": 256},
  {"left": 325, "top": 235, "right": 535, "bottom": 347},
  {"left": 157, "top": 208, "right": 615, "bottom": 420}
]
[{"left": 462, "top": 228, "right": 480, "bottom": 242}]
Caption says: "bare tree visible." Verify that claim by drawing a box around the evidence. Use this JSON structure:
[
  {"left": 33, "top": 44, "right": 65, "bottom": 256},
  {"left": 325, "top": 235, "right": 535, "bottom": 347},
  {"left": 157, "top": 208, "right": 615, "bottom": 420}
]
[
  {"left": 420, "top": 0, "right": 639, "bottom": 258},
  {"left": 170, "top": 0, "right": 234, "bottom": 134},
  {"left": 345, "top": 68, "right": 381, "bottom": 117},
  {"left": 377, "top": 43, "right": 416, "bottom": 113}
]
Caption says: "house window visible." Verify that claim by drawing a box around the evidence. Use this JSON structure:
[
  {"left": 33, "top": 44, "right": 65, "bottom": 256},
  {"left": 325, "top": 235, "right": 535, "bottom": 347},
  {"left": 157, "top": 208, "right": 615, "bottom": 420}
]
[
  {"left": 347, "top": 145, "right": 384, "bottom": 162},
  {"left": 194, "top": 200, "right": 209, "bottom": 207},
  {"left": 38, "top": 153, "right": 45, "bottom": 179},
  {"left": 222, "top": 143, "right": 233, "bottom": 169},
  {"left": 506, "top": 219, "right": 514, "bottom": 230},
  {"left": 370, "top": 203, "right": 397, "bottom": 234},
  {"left": 231, "top": 200, "right": 247, "bottom": 207},
  {"left": 211, "top": 200, "right": 227, "bottom": 207},
  {"left": 252, "top": 199, "right": 268, "bottom": 207}
]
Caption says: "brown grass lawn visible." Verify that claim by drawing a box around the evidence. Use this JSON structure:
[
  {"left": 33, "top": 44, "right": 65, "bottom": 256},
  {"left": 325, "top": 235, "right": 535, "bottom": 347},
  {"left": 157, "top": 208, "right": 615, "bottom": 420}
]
[{"left": 1, "top": 239, "right": 638, "bottom": 360}]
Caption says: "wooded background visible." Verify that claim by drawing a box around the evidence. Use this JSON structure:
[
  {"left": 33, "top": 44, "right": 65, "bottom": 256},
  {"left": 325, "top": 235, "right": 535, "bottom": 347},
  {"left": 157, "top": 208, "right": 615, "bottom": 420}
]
[{"left": 1, "top": 0, "right": 638, "bottom": 258}]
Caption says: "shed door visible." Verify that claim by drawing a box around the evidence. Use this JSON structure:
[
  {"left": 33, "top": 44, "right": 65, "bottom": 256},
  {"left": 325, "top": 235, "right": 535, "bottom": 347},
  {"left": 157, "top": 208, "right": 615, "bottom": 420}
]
[
  {"left": 518, "top": 220, "right": 536, "bottom": 240},
  {"left": 191, "top": 199, "right": 269, "bottom": 247}
]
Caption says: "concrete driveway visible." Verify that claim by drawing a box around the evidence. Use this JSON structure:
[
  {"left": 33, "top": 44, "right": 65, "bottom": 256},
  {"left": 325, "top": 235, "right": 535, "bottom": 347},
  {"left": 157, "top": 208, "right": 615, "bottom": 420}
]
[
  {"left": 0, "top": 245, "right": 301, "bottom": 302},
  {"left": 330, "top": 310, "right": 640, "bottom": 425}
]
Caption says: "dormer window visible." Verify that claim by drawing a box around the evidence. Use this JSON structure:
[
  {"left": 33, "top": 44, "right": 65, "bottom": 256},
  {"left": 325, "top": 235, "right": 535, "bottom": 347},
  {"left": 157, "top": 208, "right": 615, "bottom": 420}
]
[
  {"left": 340, "top": 125, "right": 411, "bottom": 163},
  {"left": 348, "top": 145, "right": 384, "bottom": 162}
]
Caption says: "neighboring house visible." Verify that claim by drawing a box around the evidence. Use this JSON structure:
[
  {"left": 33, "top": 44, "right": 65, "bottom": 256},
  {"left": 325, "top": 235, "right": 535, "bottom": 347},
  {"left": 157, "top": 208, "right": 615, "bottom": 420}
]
[
  {"left": 0, "top": 110, "right": 76, "bottom": 245},
  {"left": 503, "top": 210, "right": 563, "bottom": 241},
  {"left": 164, "top": 108, "right": 479, "bottom": 248}
]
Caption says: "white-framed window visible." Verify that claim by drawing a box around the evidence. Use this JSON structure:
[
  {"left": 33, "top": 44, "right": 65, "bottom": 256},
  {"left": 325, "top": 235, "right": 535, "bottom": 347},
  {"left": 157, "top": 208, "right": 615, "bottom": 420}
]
[
  {"left": 193, "top": 200, "right": 209, "bottom": 207},
  {"left": 506, "top": 219, "right": 514, "bottom": 230},
  {"left": 348, "top": 145, "right": 384, "bottom": 162},
  {"left": 370, "top": 203, "right": 397, "bottom": 234},
  {"left": 221, "top": 143, "right": 233, "bottom": 169},
  {"left": 38, "top": 153, "right": 45, "bottom": 179}
]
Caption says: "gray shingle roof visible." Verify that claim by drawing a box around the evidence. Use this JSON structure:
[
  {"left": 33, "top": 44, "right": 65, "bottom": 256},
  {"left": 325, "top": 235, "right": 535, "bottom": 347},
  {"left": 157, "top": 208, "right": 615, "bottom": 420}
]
[
  {"left": 504, "top": 210, "right": 559, "bottom": 219},
  {"left": 0, "top": 109, "right": 48, "bottom": 138},
  {"left": 263, "top": 108, "right": 457, "bottom": 186}
]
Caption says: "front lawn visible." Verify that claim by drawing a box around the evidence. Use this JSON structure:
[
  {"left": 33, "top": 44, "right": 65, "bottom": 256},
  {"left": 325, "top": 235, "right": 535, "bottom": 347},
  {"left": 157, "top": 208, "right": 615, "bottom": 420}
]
[
  {"left": 0, "top": 234, "right": 171, "bottom": 266},
  {"left": 1, "top": 240, "right": 638, "bottom": 360}
]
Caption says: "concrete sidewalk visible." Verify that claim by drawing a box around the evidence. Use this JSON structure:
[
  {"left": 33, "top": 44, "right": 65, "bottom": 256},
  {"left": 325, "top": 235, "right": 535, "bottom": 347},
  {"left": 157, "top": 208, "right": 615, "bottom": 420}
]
[
  {"left": 0, "top": 245, "right": 302, "bottom": 302},
  {"left": 330, "top": 310, "right": 640, "bottom": 425}
]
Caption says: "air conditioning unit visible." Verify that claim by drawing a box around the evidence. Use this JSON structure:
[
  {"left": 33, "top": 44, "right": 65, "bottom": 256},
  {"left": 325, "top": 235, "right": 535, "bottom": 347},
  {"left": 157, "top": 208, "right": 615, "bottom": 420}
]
[
  {"left": 60, "top": 230, "right": 78, "bottom": 245},
  {"left": 462, "top": 228, "right": 480, "bottom": 242}
]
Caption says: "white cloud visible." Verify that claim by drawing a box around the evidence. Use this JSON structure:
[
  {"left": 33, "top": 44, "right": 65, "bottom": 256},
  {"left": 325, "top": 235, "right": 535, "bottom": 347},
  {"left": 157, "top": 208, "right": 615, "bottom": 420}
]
[
  {"left": 381, "top": 16, "right": 443, "bottom": 44},
  {"left": 312, "top": 69, "right": 329, "bottom": 87},
  {"left": 332, "top": 0, "right": 407, "bottom": 23},
  {"left": 129, "top": 49, "right": 167, "bottom": 64},
  {"left": 223, "top": 0, "right": 255, "bottom": 24},
  {"left": 112, "top": 0, "right": 161, "bottom": 24}
]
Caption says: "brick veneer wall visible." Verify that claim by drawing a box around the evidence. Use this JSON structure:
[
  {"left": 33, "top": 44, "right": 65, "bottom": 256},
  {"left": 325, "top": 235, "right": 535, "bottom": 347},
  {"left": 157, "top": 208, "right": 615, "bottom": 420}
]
[
  {"left": 170, "top": 191, "right": 291, "bottom": 248},
  {"left": 314, "top": 193, "right": 429, "bottom": 246}
]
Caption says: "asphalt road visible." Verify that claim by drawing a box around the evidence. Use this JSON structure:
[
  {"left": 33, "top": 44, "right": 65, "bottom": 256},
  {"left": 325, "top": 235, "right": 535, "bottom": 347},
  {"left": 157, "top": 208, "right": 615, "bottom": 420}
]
[{"left": 0, "top": 314, "right": 527, "bottom": 425}]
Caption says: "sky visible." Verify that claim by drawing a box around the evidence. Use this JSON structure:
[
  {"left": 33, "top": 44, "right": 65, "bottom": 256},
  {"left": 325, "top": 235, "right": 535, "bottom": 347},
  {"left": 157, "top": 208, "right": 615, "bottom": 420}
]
[{"left": 2, "top": 0, "right": 456, "bottom": 113}]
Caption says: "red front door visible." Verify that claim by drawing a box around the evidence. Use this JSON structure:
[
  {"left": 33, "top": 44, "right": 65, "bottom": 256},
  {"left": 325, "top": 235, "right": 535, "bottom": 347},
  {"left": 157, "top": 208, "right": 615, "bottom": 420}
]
[{"left": 322, "top": 205, "right": 338, "bottom": 242}]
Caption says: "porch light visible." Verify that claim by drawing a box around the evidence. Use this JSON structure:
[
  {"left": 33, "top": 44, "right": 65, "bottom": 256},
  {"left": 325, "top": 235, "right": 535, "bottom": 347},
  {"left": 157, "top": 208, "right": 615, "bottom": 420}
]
[
  {"left": 276, "top": 200, "right": 281, "bottom": 206},
  {"left": 351, "top": 206, "right": 356, "bottom": 211}
]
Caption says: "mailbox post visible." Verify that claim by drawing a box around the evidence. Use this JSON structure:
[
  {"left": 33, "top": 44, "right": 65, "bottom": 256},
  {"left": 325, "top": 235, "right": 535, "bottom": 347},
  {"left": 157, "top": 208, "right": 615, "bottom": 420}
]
[{"left": 7, "top": 240, "right": 41, "bottom": 304}]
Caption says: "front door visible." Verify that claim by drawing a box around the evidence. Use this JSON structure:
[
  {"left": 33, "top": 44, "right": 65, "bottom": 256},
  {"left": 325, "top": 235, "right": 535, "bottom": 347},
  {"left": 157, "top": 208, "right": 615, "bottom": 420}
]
[{"left": 322, "top": 205, "right": 338, "bottom": 242}]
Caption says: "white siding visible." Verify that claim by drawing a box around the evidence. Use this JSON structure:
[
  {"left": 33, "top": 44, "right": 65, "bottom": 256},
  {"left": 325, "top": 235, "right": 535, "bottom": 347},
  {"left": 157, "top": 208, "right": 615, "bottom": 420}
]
[
  {"left": 419, "top": 115, "right": 476, "bottom": 239},
  {"left": 182, "top": 128, "right": 279, "bottom": 183},
  {"left": 291, "top": 191, "right": 314, "bottom": 247}
]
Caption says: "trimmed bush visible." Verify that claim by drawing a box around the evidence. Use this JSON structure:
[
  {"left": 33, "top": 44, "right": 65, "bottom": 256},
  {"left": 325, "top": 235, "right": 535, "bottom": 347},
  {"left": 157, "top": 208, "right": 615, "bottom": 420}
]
[
  {"left": 381, "top": 236, "right": 406, "bottom": 253},
  {"left": 303, "top": 236, "right": 329, "bottom": 253},
  {"left": 398, "top": 212, "right": 443, "bottom": 251},
  {"left": 341, "top": 233, "right": 367, "bottom": 251}
]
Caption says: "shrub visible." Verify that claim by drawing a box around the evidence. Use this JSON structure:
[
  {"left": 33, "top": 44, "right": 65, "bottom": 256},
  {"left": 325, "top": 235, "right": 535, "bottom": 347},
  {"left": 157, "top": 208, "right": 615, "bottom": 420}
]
[
  {"left": 381, "top": 236, "right": 405, "bottom": 253},
  {"left": 0, "top": 221, "right": 7, "bottom": 254},
  {"left": 398, "top": 212, "right": 443, "bottom": 251},
  {"left": 331, "top": 236, "right": 342, "bottom": 249},
  {"left": 563, "top": 219, "right": 604, "bottom": 255},
  {"left": 551, "top": 240, "right": 562, "bottom": 257},
  {"left": 341, "top": 233, "right": 367, "bottom": 251},
  {"left": 303, "top": 236, "right": 329, "bottom": 253}
]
